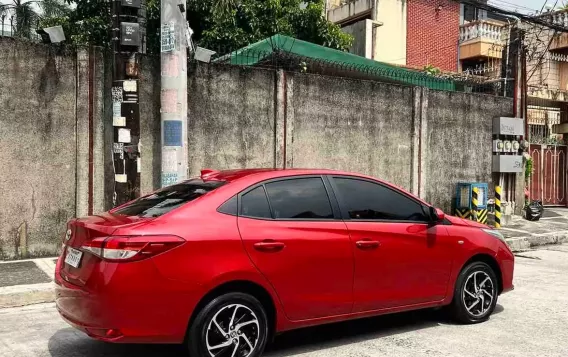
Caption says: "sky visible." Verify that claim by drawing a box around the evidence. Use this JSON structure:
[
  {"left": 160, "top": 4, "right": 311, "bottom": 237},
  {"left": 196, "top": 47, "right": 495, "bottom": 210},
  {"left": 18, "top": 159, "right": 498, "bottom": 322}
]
[{"left": 488, "top": 0, "right": 565, "bottom": 13}]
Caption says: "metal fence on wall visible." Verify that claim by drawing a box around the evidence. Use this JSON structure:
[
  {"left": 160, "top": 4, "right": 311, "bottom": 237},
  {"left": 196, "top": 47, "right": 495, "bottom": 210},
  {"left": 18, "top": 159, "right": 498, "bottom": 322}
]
[
  {"left": 198, "top": 47, "right": 510, "bottom": 95},
  {"left": 0, "top": 16, "right": 42, "bottom": 42}
]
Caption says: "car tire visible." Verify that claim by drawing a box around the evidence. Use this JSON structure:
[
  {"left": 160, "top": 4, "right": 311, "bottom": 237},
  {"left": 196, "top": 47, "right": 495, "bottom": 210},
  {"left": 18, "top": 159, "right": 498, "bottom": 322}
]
[
  {"left": 450, "top": 261, "right": 499, "bottom": 324},
  {"left": 188, "top": 292, "right": 269, "bottom": 357}
]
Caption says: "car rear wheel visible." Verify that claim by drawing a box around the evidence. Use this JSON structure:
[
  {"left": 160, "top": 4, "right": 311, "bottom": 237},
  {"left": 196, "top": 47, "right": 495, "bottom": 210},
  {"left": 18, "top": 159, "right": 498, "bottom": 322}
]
[
  {"left": 188, "top": 292, "right": 269, "bottom": 357},
  {"left": 450, "top": 261, "right": 498, "bottom": 324}
]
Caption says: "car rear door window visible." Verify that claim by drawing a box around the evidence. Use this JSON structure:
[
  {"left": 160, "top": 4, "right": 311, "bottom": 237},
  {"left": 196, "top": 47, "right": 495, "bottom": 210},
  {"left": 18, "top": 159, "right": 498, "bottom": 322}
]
[
  {"left": 113, "top": 179, "right": 225, "bottom": 217},
  {"left": 333, "top": 177, "right": 429, "bottom": 222},
  {"left": 264, "top": 178, "right": 334, "bottom": 219},
  {"left": 241, "top": 186, "right": 272, "bottom": 218}
]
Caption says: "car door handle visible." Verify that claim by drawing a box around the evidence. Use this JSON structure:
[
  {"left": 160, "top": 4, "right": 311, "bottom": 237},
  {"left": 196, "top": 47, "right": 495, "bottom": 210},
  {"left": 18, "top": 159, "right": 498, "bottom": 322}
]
[
  {"left": 356, "top": 239, "right": 380, "bottom": 250},
  {"left": 253, "top": 240, "right": 285, "bottom": 252}
]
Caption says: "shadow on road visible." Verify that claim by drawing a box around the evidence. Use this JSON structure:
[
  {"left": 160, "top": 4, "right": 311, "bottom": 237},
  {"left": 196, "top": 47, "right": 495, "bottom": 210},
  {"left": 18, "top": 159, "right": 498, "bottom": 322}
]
[
  {"left": 47, "top": 328, "right": 185, "bottom": 357},
  {"left": 48, "top": 306, "right": 504, "bottom": 357}
]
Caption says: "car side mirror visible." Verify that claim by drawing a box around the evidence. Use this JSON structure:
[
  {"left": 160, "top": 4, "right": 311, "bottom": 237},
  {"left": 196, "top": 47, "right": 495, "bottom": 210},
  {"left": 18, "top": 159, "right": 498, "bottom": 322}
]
[{"left": 429, "top": 207, "right": 445, "bottom": 222}]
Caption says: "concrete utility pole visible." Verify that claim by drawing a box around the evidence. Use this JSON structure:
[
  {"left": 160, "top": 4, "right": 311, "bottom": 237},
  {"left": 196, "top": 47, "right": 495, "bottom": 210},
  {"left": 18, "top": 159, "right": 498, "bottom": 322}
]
[{"left": 160, "top": 0, "right": 189, "bottom": 187}]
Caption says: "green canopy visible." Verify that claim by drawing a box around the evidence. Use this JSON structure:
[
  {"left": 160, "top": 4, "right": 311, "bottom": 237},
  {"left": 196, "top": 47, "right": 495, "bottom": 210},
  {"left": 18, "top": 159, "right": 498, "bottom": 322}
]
[{"left": 215, "top": 34, "right": 456, "bottom": 91}]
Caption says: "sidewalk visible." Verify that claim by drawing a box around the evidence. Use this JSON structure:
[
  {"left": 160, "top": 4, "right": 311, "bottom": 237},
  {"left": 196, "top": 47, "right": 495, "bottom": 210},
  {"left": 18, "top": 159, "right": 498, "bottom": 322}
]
[
  {"left": 1, "top": 210, "right": 567, "bottom": 309},
  {"left": 0, "top": 258, "right": 56, "bottom": 309},
  {"left": 498, "top": 207, "right": 568, "bottom": 251}
]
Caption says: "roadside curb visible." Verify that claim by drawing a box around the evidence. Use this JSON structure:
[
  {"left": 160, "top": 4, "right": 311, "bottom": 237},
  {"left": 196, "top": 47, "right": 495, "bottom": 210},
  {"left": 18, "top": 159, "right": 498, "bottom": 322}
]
[
  {"left": 0, "top": 283, "right": 55, "bottom": 309},
  {"left": 506, "top": 232, "right": 568, "bottom": 252}
]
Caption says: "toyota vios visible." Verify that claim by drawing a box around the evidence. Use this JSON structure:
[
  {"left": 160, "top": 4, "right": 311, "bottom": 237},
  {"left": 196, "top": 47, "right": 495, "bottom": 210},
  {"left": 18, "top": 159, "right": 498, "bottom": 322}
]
[{"left": 55, "top": 169, "right": 514, "bottom": 357}]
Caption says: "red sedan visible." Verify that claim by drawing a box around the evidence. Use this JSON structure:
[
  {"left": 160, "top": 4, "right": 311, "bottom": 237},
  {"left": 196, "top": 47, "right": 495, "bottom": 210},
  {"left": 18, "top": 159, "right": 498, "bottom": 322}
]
[{"left": 55, "top": 169, "right": 514, "bottom": 356}]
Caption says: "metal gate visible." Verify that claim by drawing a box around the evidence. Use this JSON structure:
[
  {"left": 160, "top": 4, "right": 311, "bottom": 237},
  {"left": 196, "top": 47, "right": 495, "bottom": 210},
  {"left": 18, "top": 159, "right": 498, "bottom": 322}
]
[{"left": 529, "top": 144, "right": 567, "bottom": 206}]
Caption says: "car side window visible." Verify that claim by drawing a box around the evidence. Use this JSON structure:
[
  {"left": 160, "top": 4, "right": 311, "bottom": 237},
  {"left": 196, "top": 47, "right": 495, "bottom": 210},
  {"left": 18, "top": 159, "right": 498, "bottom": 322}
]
[
  {"left": 333, "top": 177, "right": 429, "bottom": 222},
  {"left": 241, "top": 186, "right": 272, "bottom": 219},
  {"left": 264, "top": 178, "right": 334, "bottom": 219},
  {"left": 218, "top": 195, "right": 238, "bottom": 216}
]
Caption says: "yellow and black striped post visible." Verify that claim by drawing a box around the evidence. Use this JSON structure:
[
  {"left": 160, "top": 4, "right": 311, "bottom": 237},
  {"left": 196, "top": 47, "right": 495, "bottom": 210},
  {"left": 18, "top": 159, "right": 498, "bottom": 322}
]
[
  {"left": 471, "top": 187, "right": 480, "bottom": 222},
  {"left": 455, "top": 208, "right": 471, "bottom": 219},
  {"left": 495, "top": 186, "right": 502, "bottom": 228}
]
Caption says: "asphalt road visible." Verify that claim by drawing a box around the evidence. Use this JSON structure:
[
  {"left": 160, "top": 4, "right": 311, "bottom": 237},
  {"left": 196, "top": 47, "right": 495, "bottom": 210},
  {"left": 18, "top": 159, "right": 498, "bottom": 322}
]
[{"left": 1, "top": 245, "right": 568, "bottom": 357}]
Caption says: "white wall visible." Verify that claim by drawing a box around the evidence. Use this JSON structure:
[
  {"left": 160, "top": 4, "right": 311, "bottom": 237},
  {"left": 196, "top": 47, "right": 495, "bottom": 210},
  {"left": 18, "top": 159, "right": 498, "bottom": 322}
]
[{"left": 374, "top": 0, "right": 407, "bottom": 65}]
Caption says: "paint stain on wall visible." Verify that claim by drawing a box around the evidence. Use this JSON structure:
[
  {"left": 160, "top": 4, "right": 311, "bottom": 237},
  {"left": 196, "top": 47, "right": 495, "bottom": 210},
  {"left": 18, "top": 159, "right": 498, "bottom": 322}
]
[{"left": 38, "top": 55, "right": 60, "bottom": 105}]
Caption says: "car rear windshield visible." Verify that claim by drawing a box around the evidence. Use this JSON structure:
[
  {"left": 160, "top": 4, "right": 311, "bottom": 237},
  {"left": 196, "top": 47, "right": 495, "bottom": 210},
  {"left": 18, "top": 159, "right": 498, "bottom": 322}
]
[{"left": 113, "top": 179, "right": 226, "bottom": 217}]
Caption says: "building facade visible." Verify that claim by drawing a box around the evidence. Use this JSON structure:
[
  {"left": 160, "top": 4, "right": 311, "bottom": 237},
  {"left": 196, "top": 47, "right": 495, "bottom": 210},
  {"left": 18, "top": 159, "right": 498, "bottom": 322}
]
[{"left": 327, "top": 0, "right": 460, "bottom": 71}]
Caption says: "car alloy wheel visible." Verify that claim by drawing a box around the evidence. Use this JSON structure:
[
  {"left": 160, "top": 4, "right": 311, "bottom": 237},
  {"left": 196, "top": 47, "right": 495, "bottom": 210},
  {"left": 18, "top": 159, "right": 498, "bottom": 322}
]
[
  {"left": 462, "top": 271, "right": 495, "bottom": 318},
  {"left": 450, "top": 261, "right": 498, "bottom": 324},
  {"left": 206, "top": 304, "right": 260, "bottom": 357},
  {"left": 188, "top": 292, "right": 269, "bottom": 357}
]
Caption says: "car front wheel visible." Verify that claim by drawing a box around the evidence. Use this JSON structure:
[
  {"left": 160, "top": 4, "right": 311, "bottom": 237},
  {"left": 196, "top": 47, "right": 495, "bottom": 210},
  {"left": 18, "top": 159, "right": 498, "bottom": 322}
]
[
  {"left": 188, "top": 292, "right": 269, "bottom": 357},
  {"left": 450, "top": 261, "right": 499, "bottom": 324}
]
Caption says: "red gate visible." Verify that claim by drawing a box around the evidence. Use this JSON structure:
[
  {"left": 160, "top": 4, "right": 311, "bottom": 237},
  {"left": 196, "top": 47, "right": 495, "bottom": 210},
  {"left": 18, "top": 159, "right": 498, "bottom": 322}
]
[{"left": 530, "top": 144, "right": 567, "bottom": 206}]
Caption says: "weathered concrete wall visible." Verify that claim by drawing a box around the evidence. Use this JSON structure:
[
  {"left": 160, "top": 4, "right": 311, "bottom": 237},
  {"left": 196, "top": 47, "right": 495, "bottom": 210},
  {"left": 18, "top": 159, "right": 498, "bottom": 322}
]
[
  {"left": 0, "top": 39, "right": 77, "bottom": 259},
  {"left": 425, "top": 91, "right": 514, "bottom": 212},
  {"left": 286, "top": 73, "right": 415, "bottom": 190},
  {"left": 186, "top": 64, "right": 277, "bottom": 177},
  {"left": 0, "top": 42, "right": 517, "bottom": 259},
  {"left": 139, "top": 55, "right": 162, "bottom": 195},
  {"left": 342, "top": 20, "right": 371, "bottom": 58}
]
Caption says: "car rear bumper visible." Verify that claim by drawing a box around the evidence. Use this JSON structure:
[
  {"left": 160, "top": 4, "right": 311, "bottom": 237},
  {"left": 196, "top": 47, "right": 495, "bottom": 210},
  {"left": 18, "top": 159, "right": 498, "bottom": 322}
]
[{"left": 54, "top": 257, "right": 199, "bottom": 344}]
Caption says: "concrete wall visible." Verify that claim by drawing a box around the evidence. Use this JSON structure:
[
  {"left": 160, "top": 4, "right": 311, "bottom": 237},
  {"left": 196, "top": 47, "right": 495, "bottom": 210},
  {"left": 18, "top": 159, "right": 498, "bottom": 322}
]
[
  {"left": 0, "top": 39, "right": 77, "bottom": 259},
  {"left": 328, "top": 0, "right": 374, "bottom": 24},
  {"left": 342, "top": 20, "right": 372, "bottom": 58},
  {"left": 286, "top": 73, "right": 415, "bottom": 190},
  {"left": 139, "top": 55, "right": 162, "bottom": 195},
  {"left": 186, "top": 64, "right": 277, "bottom": 177},
  {"left": 0, "top": 39, "right": 516, "bottom": 259},
  {"left": 424, "top": 90, "right": 514, "bottom": 212}
]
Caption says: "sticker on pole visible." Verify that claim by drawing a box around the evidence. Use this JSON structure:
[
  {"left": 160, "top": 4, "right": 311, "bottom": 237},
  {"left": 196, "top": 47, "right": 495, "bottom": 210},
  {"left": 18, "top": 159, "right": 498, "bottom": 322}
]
[
  {"left": 163, "top": 120, "right": 183, "bottom": 146},
  {"left": 161, "top": 23, "right": 176, "bottom": 52},
  {"left": 161, "top": 173, "right": 178, "bottom": 187},
  {"left": 162, "top": 147, "right": 178, "bottom": 172}
]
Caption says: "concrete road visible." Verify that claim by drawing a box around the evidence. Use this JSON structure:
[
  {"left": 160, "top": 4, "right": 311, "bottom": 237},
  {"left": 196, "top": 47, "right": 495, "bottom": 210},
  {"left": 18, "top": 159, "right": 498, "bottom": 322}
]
[{"left": 2, "top": 245, "right": 568, "bottom": 357}]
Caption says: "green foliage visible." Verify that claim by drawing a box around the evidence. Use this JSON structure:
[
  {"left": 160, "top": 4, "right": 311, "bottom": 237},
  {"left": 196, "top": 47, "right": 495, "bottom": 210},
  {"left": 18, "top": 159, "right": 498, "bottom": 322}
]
[
  {"left": 1, "top": 0, "right": 41, "bottom": 38},
  {"left": 423, "top": 64, "right": 441, "bottom": 76},
  {"left": 525, "top": 156, "right": 533, "bottom": 184},
  {"left": 37, "top": 0, "right": 352, "bottom": 54},
  {"left": 182, "top": 0, "right": 352, "bottom": 53}
]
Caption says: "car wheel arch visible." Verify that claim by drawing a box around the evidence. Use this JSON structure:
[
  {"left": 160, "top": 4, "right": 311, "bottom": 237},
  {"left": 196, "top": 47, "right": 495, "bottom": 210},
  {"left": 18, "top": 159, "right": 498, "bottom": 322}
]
[
  {"left": 460, "top": 253, "right": 504, "bottom": 295},
  {"left": 186, "top": 280, "right": 278, "bottom": 342}
]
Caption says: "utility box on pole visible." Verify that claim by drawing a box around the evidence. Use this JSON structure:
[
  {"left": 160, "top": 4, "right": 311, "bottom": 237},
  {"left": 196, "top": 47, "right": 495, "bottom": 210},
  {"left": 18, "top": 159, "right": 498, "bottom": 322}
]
[{"left": 160, "top": 0, "right": 188, "bottom": 187}]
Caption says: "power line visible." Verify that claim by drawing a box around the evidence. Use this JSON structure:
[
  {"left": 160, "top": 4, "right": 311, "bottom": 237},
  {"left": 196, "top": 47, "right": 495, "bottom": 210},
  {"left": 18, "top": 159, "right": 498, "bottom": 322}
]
[
  {"left": 458, "top": 0, "right": 568, "bottom": 33},
  {"left": 487, "top": 0, "right": 542, "bottom": 13}
]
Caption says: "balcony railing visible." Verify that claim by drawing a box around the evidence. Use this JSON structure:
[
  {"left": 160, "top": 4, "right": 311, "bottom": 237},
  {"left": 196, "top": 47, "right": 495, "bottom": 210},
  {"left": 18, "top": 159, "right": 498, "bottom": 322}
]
[
  {"left": 546, "top": 8, "right": 568, "bottom": 27},
  {"left": 459, "top": 20, "right": 505, "bottom": 43}
]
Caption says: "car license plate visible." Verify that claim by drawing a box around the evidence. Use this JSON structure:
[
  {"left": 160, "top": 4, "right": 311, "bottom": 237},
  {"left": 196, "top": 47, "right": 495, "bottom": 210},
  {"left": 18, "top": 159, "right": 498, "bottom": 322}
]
[{"left": 65, "top": 247, "right": 83, "bottom": 268}]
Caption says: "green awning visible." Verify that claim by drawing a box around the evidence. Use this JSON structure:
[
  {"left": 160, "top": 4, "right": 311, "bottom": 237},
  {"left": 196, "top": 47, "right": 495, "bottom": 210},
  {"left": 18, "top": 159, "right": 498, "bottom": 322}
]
[{"left": 215, "top": 34, "right": 456, "bottom": 91}]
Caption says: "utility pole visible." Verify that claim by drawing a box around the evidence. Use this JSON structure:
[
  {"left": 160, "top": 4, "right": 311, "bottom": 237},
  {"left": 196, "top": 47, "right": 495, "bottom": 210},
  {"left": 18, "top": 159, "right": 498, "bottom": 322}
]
[
  {"left": 111, "top": 0, "right": 145, "bottom": 206},
  {"left": 160, "top": 0, "right": 189, "bottom": 187}
]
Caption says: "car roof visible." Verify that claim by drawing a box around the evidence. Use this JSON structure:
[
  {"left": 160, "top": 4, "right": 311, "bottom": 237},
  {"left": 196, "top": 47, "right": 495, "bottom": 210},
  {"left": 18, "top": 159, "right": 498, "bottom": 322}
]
[
  {"left": 199, "top": 168, "right": 429, "bottom": 207},
  {"left": 202, "top": 168, "right": 359, "bottom": 182}
]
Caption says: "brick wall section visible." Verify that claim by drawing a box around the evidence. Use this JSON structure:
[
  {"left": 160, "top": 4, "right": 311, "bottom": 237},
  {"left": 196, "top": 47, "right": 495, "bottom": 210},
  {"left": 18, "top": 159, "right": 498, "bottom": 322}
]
[{"left": 407, "top": 0, "right": 460, "bottom": 72}]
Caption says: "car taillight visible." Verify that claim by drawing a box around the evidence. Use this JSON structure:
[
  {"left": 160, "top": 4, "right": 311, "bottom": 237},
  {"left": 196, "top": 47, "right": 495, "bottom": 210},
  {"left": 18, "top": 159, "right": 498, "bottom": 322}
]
[{"left": 81, "top": 235, "right": 184, "bottom": 262}]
